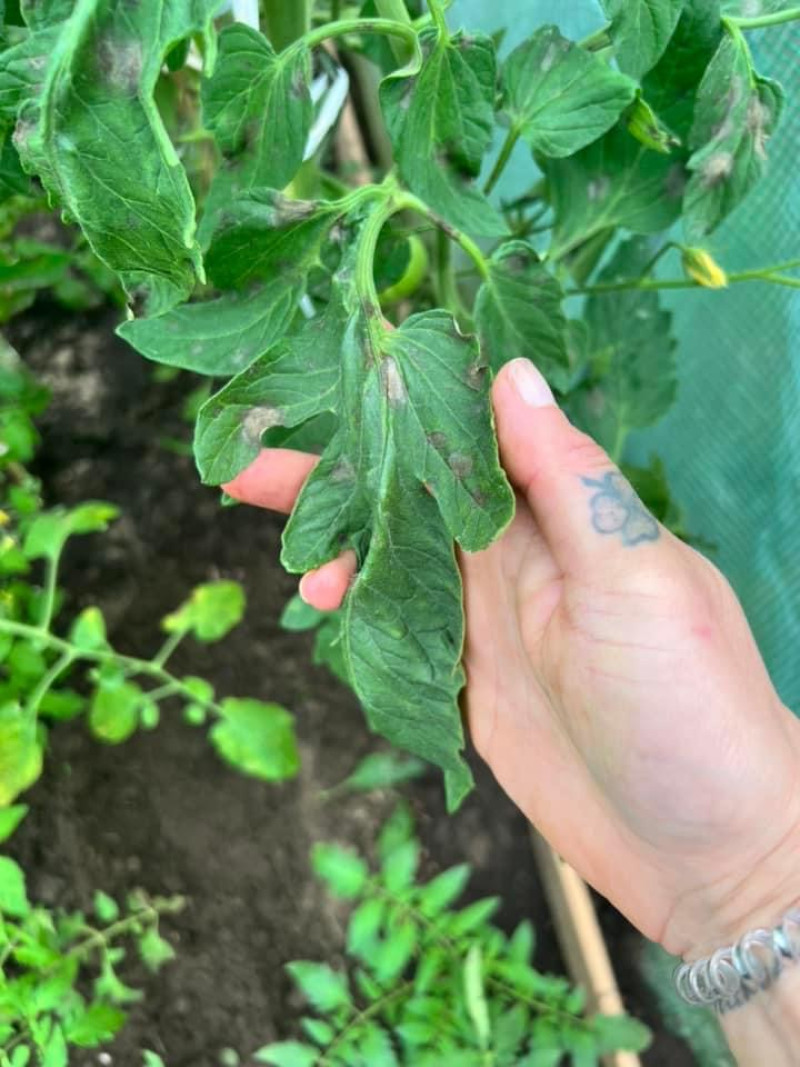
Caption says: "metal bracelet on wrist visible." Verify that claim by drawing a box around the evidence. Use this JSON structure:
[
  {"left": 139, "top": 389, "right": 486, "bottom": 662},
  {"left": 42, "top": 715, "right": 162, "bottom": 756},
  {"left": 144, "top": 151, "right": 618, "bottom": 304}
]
[{"left": 675, "top": 907, "right": 800, "bottom": 1013}]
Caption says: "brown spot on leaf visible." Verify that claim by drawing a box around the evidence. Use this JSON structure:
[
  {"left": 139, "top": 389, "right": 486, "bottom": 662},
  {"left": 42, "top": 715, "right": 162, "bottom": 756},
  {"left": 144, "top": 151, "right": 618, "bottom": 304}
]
[
  {"left": 427, "top": 431, "right": 447, "bottom": 452},
  {"left": 448, "top": 452, "right": 473, "bottom": 479}
]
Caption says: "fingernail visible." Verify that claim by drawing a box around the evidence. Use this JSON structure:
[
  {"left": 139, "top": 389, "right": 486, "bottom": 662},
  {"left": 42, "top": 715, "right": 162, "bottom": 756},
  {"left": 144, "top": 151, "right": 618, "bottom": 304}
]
[
  {"left": 298, "top": 572, "right": 315, "bottom": 604},
  {"left": 508, "top": 359, "right": 555, "bottom": 408}
]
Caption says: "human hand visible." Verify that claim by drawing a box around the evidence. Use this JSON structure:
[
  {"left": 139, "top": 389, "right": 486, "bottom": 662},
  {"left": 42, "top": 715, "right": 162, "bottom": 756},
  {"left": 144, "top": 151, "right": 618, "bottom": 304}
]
[{"left": 225, "top": 357, "right": 800, "bottom": 959}]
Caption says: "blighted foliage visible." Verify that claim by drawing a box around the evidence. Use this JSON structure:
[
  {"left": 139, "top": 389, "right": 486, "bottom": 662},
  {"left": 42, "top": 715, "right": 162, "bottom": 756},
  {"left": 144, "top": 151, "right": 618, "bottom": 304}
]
[{"left": 0, "top": 0, "right": 791, "bottom": 805}]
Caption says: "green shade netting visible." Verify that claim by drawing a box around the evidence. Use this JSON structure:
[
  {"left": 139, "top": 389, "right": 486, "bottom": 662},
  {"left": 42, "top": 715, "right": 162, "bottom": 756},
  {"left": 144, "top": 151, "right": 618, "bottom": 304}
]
[{"left": 451, "top": 0, "right": 800, "bottom": 710}]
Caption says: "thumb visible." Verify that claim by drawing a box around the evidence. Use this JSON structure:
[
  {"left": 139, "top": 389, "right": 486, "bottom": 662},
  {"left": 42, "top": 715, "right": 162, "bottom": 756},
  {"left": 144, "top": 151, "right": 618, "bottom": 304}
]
[{"left": 492, "top": 359, "right": 661, "bottom": 575}]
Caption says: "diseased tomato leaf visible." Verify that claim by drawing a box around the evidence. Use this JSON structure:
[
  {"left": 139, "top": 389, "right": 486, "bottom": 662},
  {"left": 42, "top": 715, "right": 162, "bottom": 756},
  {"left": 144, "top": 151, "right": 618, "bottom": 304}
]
[
  {"left": 118, "top": 285, "right": 300, "bottom": 376},
  {"left": 120, "top": 192, "right": 341, "bottom": 375},
  {"left": 380, "top": 27, "right": 505, "bottom": 237},
  {"left": 0, "top": 25, "right": 60, "bottom": 121},
  {"left": 641, "top": 0, "right": 723, "bottom": 143},
  {"left": 194, "top": 291, "right": 344, "bottom": 482},
  {"left": 474, "top": 241, "right": 569, "bottom": 390},
  {"left": 199, "top": 214, "right": 514, "bottom": 808},
  {"left": 599, "top": 0, "right": 685, "bottom": 79},
  {"left": 12, "top": 0, "right": 225, "bottom": 314},
  {"left": 500, "top": 26, "right": 636, "bottom": 159},
  {"left": 20, "top": 0, "right": 74, "bottom": 29},
  {"left": 199, "top": 24, "right": 312, "bottom": 245},
  {"left": 544, "top": 124, "right": 686, "bottom": 258},
  {"left": 684, "top": 29, "right": 783, "bottom": 242},
  {"left": 569, "top": 238, "right": 677, "bottom": 456}
]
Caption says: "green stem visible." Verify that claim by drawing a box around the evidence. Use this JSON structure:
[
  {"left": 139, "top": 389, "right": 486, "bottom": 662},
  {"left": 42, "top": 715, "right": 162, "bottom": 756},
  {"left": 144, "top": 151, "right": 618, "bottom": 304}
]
[
  {"left": 38, "top": 552, "right": 60, "bottom": 631},
  {"left": 611, "top": 422, "right": 629, "bottom": 465},
  {"left": 729, "top": 5, "right": 800, "bottom": 29},
  {"left": 67, "top": 897, "right": 184, "bottom": 964},
  {"left": 398, "top": 192, "right": 490, "bottom": 280},
  {"left": 374, "top": 0, "right": 413, "bottom": 63},
  {"left": 318, "top": 982, "right": 413, "bottom": 1066},
  {"left": 25, "top": 648, "right": 75, "bottom": 717},
  {"left": 372, "top": 883, "right": 590, "bottom": 1031},
  {"left": 435, "top": 229, "right": 470, "bottom": 323},
  {"left": 0, "top": 618, "right": 224, "bottom": 720},
  {"left": 428, "top": 0, "right": 448, "bottom": 36},
  {"left": 579, "top": 23, "right": 612, "bottom": 50},
  {"left": 302, "top": 17, "right": 422, "bottom": 72},
  {"left": 568, "top": 258, "right": 800, "bottom": 296},
  {"left": 151, "top": 628, "right": 186, "bottom": 670},
  {"left": 483, "top": 126, "right": 520, "bottom": 196},
  {"left": 263, "top": 0, "right": 311, "bottom": 50}
]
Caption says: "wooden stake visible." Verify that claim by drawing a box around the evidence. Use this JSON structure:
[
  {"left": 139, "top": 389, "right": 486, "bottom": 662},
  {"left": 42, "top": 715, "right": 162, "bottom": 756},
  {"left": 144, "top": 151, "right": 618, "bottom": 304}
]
[{"left": 530, "top": 830, "right": 643, "bottom": 1067}]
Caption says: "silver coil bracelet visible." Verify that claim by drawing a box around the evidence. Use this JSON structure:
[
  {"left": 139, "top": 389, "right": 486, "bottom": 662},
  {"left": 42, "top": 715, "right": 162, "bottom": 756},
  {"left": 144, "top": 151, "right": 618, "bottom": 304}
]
[{"left": 675, "top": 907, "right": 800, "bottom": 1013}]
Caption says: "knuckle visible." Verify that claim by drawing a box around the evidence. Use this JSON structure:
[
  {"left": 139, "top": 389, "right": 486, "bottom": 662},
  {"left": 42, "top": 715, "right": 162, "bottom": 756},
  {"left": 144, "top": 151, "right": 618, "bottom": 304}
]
[{"left": 560, "top": 429, "right": 612, "bottom": 476}]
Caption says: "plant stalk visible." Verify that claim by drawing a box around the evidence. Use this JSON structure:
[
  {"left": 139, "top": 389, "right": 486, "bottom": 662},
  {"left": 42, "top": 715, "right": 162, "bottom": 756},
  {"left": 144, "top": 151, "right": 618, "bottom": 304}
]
[
  {"left": 0, "top": 618, "right": 225, "bottom": 721},
  {"left": 729, "top": 5, "right": 800, "bottom": 29},
  {"left": 568, "top": 258, "right": 800, "bottom": 296},
  {"left": 263, "top": 0, "right": 311, "bottom": 50},
  {"left": 483, "top": 126, "right": 520, "bottom": 196},
  {"left": 374, "top": 0, "right": 413, "bottom": 63}
]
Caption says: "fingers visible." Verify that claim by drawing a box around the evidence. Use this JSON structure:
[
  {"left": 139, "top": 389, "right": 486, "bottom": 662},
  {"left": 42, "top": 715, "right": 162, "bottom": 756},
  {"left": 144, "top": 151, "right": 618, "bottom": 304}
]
[
  {"left": 223, "top": 448, "right": 318, "bottom": 514},
  {"left": 299, "top": 550, "right": 358, "bottom": 612},
  {"left": 492, "top": 359, "right": 662, "bottom": 576},
  {"left": 224, "top": 448, "right": 355, "bottom": 612}
]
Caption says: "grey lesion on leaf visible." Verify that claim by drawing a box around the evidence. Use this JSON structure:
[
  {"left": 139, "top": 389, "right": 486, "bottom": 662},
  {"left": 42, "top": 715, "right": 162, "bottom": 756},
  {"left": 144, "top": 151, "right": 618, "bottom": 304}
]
[
  {"left": 700, "top": 151, "right": 734, "bottom": 188},
  {"left": 582, "top": 471, "right": 659, "bottom": 547},
  {"left": 746, "top": 95, "right": 772, "bottom": 160},
  {"left": 331, "top": 457, "right": 356, "bottom": 484},
  {"left": 447, "top": 452, "right": 473, "bottom": 479},
  {"left": 243, "top": 405, "right": 283, "bottom": 443},
  {"left": 380, "top": 356, "right": 408, "bottom": 406},
  {"left": 95, "top": 37, "right": 143, "bottom": 94}
]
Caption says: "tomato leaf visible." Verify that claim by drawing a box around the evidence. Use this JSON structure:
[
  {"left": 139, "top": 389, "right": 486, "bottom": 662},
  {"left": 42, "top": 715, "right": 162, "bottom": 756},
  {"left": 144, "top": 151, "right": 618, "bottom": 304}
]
[
  {"left": 210, "top": 698, "right": 299, "bottom": 781},
  {"left": 474, "top": 241, "right": 568, "bottom": 389},
  {"left": 162, "top": 580, "right": 245, "bottom": 642},
  {"left": 684, "top": 29, "right": 783, "bottom": 242},
  {"left": 641, "top": 0, "right": 723, "bottom": 143},
  {"left": 600, "top": 0, "right": 685, "bottom": 79},
  {"left": 500, "top": 26, "right": 636, "bottom": 158},
  {"left": 200, "top": 24, "right": 312, "bottom": 243},
  {"left": 193, "top": 289, "right": 344, "bottom": 484},
  {"left": 569, "top": 238, "right": 677, "bottom": 454},
  {"left": 381, "top": 27, "right": 505, "bottom": 236},
  {"left": 0, "top": 701, "right": 43, "bottom": 804},
  {"left": 15, "top": 0, "right": 225, "bottom": 314},
  {"left": 544, "top": 124, "right": 686, "bottom": 258}
]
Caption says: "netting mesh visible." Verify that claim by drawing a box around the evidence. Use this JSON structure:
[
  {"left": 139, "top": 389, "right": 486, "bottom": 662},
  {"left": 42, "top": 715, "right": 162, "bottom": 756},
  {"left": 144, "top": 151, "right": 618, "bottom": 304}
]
[{"left": 452, "top": 0, "right": 800, "bottom": 709}]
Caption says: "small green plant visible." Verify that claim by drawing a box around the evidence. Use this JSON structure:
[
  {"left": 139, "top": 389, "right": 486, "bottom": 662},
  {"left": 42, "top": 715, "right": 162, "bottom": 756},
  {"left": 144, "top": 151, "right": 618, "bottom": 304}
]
[
  {"left": 0, "top": 336, "right": 299, "bottom": 803},
  {"left": 0, "top": 0, "right": 796, "bottom": 808},
  {"left": 0, "top": 806, "right": 182, "bottom": 1066},
  {"left": 256, "top": 805, "right": 651, "bottom": 1066}
]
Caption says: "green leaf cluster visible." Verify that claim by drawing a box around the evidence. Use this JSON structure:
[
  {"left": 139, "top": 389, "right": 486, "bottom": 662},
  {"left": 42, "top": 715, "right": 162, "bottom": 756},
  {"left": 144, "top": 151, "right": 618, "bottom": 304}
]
[
  {"left": 0, "top": 347, "right": 298, "bottom": 807},
  {"left": 0, "top": 876, "right": 183, "bottom": 1066},
  {"left": 255, "top": 807, "right": 651, "bottom": 1066},
  {"left": 0, "top": 0, "right": 791, "bottom": 806}
]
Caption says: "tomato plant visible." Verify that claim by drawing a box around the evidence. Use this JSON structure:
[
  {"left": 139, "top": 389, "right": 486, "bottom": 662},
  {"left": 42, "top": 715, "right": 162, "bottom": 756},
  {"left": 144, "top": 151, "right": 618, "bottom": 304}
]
[{"left": 0, "top": 0, "right": 796, "bottom": 811}]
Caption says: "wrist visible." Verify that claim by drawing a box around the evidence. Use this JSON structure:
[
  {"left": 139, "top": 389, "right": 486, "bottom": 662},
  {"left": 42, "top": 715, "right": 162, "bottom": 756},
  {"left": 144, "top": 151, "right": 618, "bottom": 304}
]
[{"left": 664, "top": 707, "right": 800, "bottom": 961}]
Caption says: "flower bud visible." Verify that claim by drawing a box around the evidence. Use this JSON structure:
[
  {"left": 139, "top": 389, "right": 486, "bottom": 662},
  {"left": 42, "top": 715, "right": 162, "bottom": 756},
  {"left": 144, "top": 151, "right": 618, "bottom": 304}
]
[{"left": 681, "top": 247, "right": 728, "bottom": 289}]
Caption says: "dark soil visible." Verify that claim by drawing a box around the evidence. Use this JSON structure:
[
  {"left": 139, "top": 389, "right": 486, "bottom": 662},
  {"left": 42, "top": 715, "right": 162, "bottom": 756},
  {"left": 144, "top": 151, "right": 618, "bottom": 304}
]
[{"left": 6, "top": 304, "right": 694, "bottom": 1066}]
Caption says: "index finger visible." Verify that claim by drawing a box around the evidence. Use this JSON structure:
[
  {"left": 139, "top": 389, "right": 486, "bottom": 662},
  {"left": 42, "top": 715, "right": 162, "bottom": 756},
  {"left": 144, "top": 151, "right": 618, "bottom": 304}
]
[{"left": 223, "top": 448, "right": 318, "bottom": 514}]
